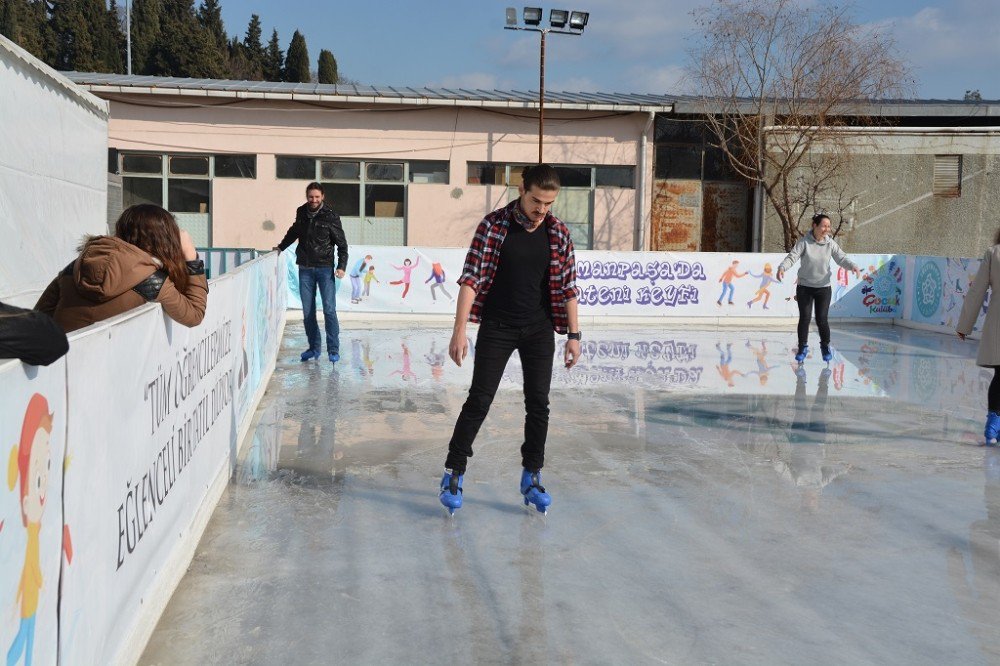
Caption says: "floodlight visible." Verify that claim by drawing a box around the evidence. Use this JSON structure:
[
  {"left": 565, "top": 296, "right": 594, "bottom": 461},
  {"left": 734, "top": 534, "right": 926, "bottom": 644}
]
[
  {"left": 523, "top": 7, "right": 543, "bottom": 26},
  {"left": 549, "top": 9, "right": 568, "bottom": 28},
  {"left": 569, "top": 11, "right": 589, "bottom": 30},
  {"left": 506, "top": 7, "right": 518, "bottom": 26}
]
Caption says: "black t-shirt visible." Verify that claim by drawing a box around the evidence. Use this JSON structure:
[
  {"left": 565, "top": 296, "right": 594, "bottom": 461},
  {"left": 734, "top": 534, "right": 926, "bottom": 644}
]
[{"left": 483, "top": 222, "right": 551, "bottom": 326}]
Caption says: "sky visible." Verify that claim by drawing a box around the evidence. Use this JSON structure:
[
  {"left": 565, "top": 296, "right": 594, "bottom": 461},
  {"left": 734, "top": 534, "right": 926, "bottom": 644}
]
[{"left": 217, "top": 0, "right": 1000, "bottom": 100}]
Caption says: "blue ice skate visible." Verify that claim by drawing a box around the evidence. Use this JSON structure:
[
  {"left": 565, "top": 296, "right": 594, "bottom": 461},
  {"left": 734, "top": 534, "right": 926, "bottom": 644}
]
[
  {"left": 794, "top": 345, "right": 809, "bottom": 364},
  {"left": 440, "top": 470, "right": 464, "bottom": 515},
  {"left": 520, "top": 469, "right": 551, "bottom": 514},
  {"left": 300, "top": 348, "right": 320, "bottom": 362},
  {"left": 821, "top": 345, "right": 833, "bottom": 363},
  {"left": 985, "top": 412, "right": 1000, "bottom": 445}
]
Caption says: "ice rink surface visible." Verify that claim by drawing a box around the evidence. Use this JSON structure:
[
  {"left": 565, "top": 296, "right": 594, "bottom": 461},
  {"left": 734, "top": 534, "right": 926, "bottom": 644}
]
[{"left": 141, "top": 321, "right": 1000, "bottom": 665}]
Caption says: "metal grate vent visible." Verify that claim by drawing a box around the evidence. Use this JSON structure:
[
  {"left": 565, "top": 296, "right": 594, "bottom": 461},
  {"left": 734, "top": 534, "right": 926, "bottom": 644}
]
[{"left": 933, "top": 155, "right": 962, "bottom": 197}]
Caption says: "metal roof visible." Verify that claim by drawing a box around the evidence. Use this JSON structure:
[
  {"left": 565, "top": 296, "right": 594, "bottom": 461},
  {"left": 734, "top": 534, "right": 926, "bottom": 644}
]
[{"left": 63, "top": 72, "right": 677, "bottom": 112}]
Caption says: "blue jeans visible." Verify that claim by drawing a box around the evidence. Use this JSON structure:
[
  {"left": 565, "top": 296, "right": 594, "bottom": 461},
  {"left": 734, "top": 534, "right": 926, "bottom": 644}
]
[
  {"left": 298, "top": 267, "right": 339, "bottom": 354},
  {"left": 718, "top": 282, "right": 734, "bottom": 303}
]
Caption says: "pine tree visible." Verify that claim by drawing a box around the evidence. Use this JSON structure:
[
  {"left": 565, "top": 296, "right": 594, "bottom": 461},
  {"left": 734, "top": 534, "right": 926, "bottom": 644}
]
[
  {"left": 240, "top": 13, "right": 263, "bottom": 79},
  {"left": 284, "top": 29, "right": 309, "bottom": 82},
  {"left": 131, "top": 0, "right": 163, "bottom": 74},
  {"left": 51, "top": 0, "right": 98, "bottom": 71},
  {"left": 317, "top": 48, "right": 337, "bottom": 84},
  {"left": 1, "top": 0, "right": 23, "bottom": 44},
  {"left": 262, "top": 27, "right": 283, "bottom": 81},
  {"left": 227, "top": 34, "right": 254, "bottom": 79},
  {"left": 22, "top": 0, "right": 56, "bottom": 65},
  {"left": 196, "top": 0, "right": 225, "bottom": 50},
  {"left": 151, "top": 0, "right": 227, "bottom": 77}
]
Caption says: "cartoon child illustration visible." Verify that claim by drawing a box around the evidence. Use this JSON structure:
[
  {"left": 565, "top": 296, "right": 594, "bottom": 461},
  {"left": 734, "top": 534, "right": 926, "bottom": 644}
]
[
  {"left": 349, "top": 254, "right": 373, "bottom": 304},
  {"left": 389, "top": 257, "right": 420, "bottom": 299},
  {"left": 363, "top": 265, "right": 380, "bottom": 299},
  {"left": 424, "top": 262, "right": 454, "bottom": 302},
  {"left": 745, "top": 340, "right": 778, "bottom": 385},
  {"left": 425, "top": 340, "right": 447, "bottom": 382},
  {"left": 6, "top": 393, "right": 68, "bottom": 666},
  {"left": 747, "top": 263, "right": 778, "bottom": 310},
  {"left": 717, "top": 260, "right": 747, "bottom": 306},
  {"left": 834, "top": 266, "right": 850, "bottom": 302}
]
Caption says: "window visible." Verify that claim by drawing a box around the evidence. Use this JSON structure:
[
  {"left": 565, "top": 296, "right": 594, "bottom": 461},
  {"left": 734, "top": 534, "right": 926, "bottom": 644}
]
[
  {"left": 276, "top": 156, "right": 316, "bottom": 179},
  {"left": 467, "top": 162, "right": 505, "bottom": 185},
  {"left": 322, "top": 160, "right": 360, "bottom": 180},
  {"left": 325, "top": 183, "right": 361, "bottom": 217},
  {"left": 122, "top": 154, "right": 162, "bottom": 174},
  {"left": 366, "top": 162, "right": 404, "bottom": 182},
  {"left": 123, "top": 177, "right": 162, "bottom": 207},
  {"left": 596, "top": 166, "right": 634, "bottom": 188},
  {"left": 169, "top": 156, "right": 209, "bottom": 176},
  {"left": 366, "top": 184, "right": 404, "bottom": 217},
  {"left": 168, "top": 179, "right": 210, "bottom": 213},
  {"left": 655, "top": 145, "right": 702, "bottom": 179},
  {"left": 409, "top": 161, "right": 449, "bottom": 184},
  {"left": 933, "top": 155, "right": 962, "bottom": 197},
  {"left": 214, "top": 154, "right": 256, "bottom": 178}
]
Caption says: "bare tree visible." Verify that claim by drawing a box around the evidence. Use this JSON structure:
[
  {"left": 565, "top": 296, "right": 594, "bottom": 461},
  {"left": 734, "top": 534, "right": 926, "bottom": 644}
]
[{"left": 685, "top": 0, "right": 911, "bottom": 250}]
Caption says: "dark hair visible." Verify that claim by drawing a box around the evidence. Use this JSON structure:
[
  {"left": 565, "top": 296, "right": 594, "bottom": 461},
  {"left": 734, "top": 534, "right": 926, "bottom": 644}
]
[
  {"left": 114, "top": 204, "right": 188, "bottom": 291},
  {"left": 521, "top": 164, "right": 560, "bottom": 191},
  {"left": 811, "top": 213, "right": 831, "bottom": 226},
  {"left": 306, "top": 182, "right": 324, "bottom": 194}
]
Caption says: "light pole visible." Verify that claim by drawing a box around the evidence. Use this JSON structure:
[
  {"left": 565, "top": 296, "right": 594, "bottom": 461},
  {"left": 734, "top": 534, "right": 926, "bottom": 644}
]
[{"left": 505, "top": 7, "right": 589, "bottom": 163}]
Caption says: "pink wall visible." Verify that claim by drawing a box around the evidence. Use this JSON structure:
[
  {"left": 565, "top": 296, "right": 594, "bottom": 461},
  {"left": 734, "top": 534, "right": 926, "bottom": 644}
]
[{"left": 105, "top": 98, "right": 653, "bottom": 251}]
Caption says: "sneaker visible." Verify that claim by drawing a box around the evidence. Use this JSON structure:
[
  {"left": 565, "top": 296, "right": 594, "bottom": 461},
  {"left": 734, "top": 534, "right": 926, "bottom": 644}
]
[
  {"left": 794, "top": 345, "right": 808, "bottom": 363},
  {"left": 821, "top": 345, "right": 833, "bottom": 362},
  {"left": 329, "top": 352, "right": 340, "bottom": 363},
  {"left": 300, "top": 349, "right": 320, "bottom": 362},
  {"left": 440, "top": 470, "right": 464, "bottom": 515},
  {"left": 986, "top": 411, "right": 1000, "bottom": 445}
]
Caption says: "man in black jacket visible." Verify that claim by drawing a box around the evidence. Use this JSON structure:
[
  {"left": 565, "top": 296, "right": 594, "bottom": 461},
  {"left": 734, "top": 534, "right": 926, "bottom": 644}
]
[
  {"left": 0, "top": 301, "right": 69, "bottom": 366},
  {"left": 275, "top": 182, "right": 349, "bottom": 362}
]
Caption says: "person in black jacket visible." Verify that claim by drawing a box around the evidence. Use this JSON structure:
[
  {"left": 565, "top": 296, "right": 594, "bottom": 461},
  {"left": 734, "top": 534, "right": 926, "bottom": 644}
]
[
  {"left": 275, "top": 182, "right": 349, "bottom": 363},
  {"left": 0, "top": 301, "right": 69, "bottom": 366}
]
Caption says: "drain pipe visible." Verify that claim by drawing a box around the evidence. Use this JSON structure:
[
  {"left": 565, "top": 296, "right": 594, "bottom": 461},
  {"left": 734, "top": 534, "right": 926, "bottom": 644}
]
[{"left": 635, "top": 110, "right": 655, "bottom": 251}]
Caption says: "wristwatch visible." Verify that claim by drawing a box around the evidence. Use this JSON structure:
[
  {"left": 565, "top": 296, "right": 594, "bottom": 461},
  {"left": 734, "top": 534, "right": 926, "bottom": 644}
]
[{"left": 567, "top": 331, "right": 582, "bottom": 341}]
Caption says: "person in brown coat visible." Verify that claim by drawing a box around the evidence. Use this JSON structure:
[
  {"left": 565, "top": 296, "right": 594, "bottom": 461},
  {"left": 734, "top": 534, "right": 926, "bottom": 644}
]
[
  {"left": 958, "top": 231, "right": 1000, "bottom": 444},
  {"left": 34, "top": 204, "right": 208, "bottom": 333}
]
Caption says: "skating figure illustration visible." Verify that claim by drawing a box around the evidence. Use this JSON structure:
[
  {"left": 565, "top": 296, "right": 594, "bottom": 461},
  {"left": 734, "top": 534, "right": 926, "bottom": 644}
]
[
  {"left": 349, "top": 254, "right": 372, "bottom": 304},
  {"left": 363, "top": 265, "right": 379, "bottom": 299},
  {"left": 746, "top": 263, "right": 778, "bottom": 310},
  {"left": 425, "top": 262, "right": 454, "bottom": 302},
  {"left": 717, "top": 260, "right": 747, "bottom": 306},
  {"left": 715, "top": 342, "right": 743, "bottom": 387},
  {"left": 389, "top": 257, "right": 419, "bottom": 299}
]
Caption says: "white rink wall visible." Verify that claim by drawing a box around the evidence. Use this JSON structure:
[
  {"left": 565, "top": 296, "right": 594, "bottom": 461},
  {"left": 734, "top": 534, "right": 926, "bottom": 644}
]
[
  {"left": 0, "top": 35, "right": 109, "bottom": 307},
  {"left": 0, "top": 255, "right": 285, "bottom": 665}
]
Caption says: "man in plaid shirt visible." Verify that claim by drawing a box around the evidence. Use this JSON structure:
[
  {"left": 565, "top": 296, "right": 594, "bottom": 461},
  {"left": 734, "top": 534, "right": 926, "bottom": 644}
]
[{"left": 439, "top": 164, "right": 582, "bottom": 515}]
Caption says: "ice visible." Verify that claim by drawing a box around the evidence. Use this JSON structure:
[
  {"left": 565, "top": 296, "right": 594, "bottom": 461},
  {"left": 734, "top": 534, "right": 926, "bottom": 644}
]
[{"left": 140, "top": 321, "right": 998, "bottom": 665}]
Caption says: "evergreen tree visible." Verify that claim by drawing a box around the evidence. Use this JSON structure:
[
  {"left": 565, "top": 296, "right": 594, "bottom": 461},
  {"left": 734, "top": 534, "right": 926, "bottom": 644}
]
[
  {"left": 241, "top": 13, "right": 263, "bottom": 79},
  {"left": 151, "top": 0, "right": 227, "bottom": 77},
  {"left": 23, "top": 0, "right": 57, "bottom": 65},
  {"left": 98, "top": 0, "right": 124, "bottom": 72},
  {"left": 227, "top": 34, "right": 254, "bottom": 79},
  {"left": 262, "top": 27, "right": 283, "bottom": 81},
  {"left": 131, "top": 0, "right": 163, "bottom": 74},
  {"left": 1, "top": 0, "right": 22, "bottom": 45},
  {"left": 284, "top": 29, "right": 308, "bottom": 82},
  {"left": 51, "top": 0, "right": 98, "bottom": 71},
  {"left": 196, "top": 0, "right": 225, "bottom": 50},
  {"left": 317, "top": 48, "right": 337, "bottom": 84}
]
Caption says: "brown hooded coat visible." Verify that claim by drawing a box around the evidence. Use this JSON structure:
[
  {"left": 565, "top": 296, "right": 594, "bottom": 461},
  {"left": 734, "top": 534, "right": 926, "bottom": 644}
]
[{"left": 34, "top": 236, "right": 208, "bottom": 333}]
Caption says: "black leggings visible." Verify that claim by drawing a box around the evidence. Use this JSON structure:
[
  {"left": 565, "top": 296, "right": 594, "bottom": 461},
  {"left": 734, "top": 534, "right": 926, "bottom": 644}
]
[
  {"left": 796, "top": 285, "right": 832, "bottom": 349},
  {"left": 990, "top": 368, "right": 1000, "bottom": 413}
]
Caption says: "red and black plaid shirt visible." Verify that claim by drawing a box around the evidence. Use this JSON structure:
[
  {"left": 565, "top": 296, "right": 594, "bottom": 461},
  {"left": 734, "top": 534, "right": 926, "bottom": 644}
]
[{"left": 457, "top": 199, "right": 580, "bottom": 334}]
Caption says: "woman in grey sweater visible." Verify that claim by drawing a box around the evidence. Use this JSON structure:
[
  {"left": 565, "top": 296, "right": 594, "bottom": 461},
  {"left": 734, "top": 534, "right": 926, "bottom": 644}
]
[
  {"left": 957, "top": 231, "right": 1000, "bottom": 443},
  {"left": 776, "top": 214, "right": 861, "bottom": 363}
]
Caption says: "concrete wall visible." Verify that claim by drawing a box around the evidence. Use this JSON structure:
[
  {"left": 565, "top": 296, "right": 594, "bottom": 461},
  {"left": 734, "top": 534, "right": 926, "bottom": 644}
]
[
  {"left": 104, "top": 98, "right": 653, "bottom": 252},
  {"left": 762, "top": 130, "right": 1000, "bottom": 257}
]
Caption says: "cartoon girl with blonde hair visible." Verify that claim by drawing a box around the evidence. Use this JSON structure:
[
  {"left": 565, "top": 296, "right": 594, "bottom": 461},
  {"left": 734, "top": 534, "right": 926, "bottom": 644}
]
[
  {"left": 6, "top": 393, "right": 59, "bottom": 666},
  {"left": 747, "top": 263, "right": 778, "bottom": 310}
]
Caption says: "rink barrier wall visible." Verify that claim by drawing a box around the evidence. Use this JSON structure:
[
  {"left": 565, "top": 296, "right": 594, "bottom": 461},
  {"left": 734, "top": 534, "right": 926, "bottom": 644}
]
[
  {"left": 0, "top": 253, "right": 286, "bottom": 666},
  {"left": 279, "top": 247, "right": 985, "bottom": 337}
]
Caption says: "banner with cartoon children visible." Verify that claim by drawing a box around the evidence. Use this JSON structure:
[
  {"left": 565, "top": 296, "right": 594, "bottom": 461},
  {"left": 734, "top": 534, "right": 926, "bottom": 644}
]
[
  {"left": 283, "top": 246, "right": 904, "bottom": 320},
  {"left": 0, "top": 360, "right": 68, "bottom": 666},
  {"left": 57, "top": 275, "right": 243, "bottom": 664}
]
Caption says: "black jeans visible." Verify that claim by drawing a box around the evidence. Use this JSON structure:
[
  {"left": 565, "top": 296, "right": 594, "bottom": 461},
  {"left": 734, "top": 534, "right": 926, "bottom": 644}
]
[
  {"left": 796, "top": 285, "right": 832, "bottom": 349},
  {"left": 445, "top": 318, "right": 555, "bottom": 475}
]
